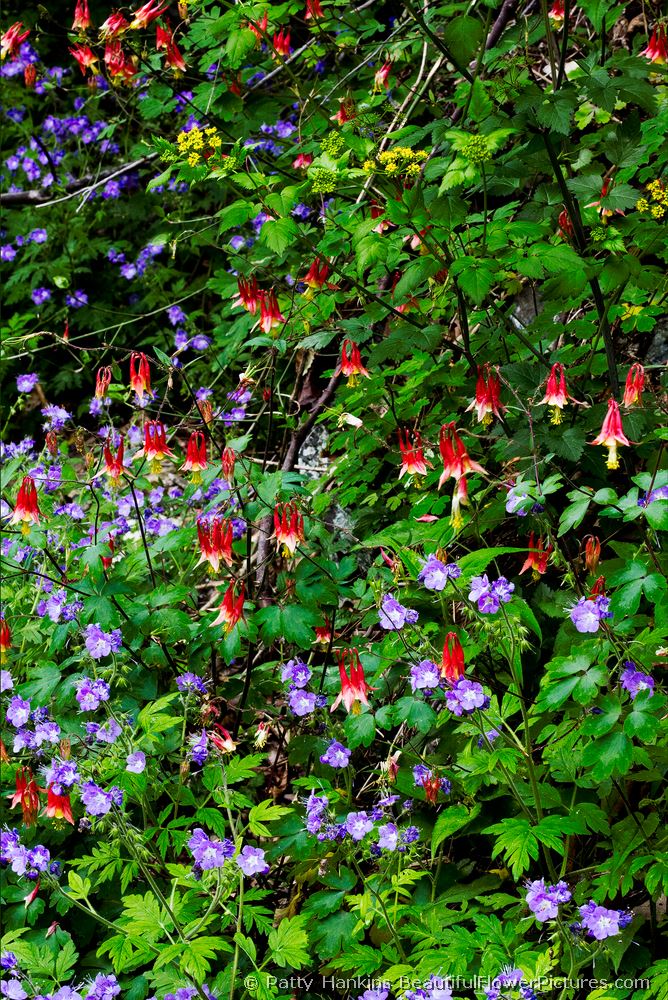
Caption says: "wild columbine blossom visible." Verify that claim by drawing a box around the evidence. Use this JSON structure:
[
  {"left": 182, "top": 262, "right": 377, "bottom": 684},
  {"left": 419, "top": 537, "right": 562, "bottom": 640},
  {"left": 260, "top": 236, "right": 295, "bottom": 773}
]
[
  {"left": 525, "top": 878, "right": 572, "bottom": 921},
  {"left": 0, "top": 620, "right": 10, "bottom": 661},
  {"left": 258, "top": 290, "right": 286, "bottom": 332},
  {"left": 272, "top": 28, "right": 291, "bottom": 57},
  {"left": 70, "top": 43, "right": 99, "bottom": 75},
  {"left": 135, "top": 421, "right": 175, "bottom": 473},
  {"left": 584, "top": 535, "right": 601, "bottom": 574},
  {"left": 569, "top": 595, "right": 612, "bottom": 633},
  {"left": 320, "top": 739, "right": 351, "bottom": 768},
  {"left": 620, "top": 662, "right": 654, "bottom": 699},
  {"left": 8, "top": 767, "right": 40, "bottom": 826},
  {"left": 398, "top": 428, "right": 431, "bottom": 480},
  {"left": 236, "top": 845, "right": 269, "bottom": 875},
  {"left": 129, "top": 0, "right": 168, "bottom": 29},
  {"left": 1, "top": 22, "right": 30, "bottom": 60},
  {"left": 210, "top": 580, "right": 245, "bottom": 630},
  {"left": 438, "top": 423, "right": 485, "bottom": 489},
  {"left": 413, "top": 765, "right": 451, "bottom": 804},
  {"left": 520, "top": 533, "right": 553, "bottom": 577},
  {"left": 578, "top": 900, "right": 631, "bottom": 939},
  {"left": 305, "top": 0, "right": 324, "bottom": 18},
  {"left": 103, "top": 436, "right": 125, "bottom": 487},
  {"left": 156, "top": 22, "right": 186, "bottom": 73},
  {"left": 373, "top": 61, "right": 392, "bottom": 92},
  {"left": 441, "top": 632, "right": 465, "bottom": 683},
  {"left": 539, "top": 362, "right": 571, "bottom": 424},
  {"left": 129, "top": 352, "right": 152, "bottom": 402},
  {"left": 340, "top": 340, "right": 370, "bottom": 386},
  {"left": 274, "top": 501, "right": 304, "bottom": 556},
  {"left": 468, "top": 574, "right": 514, "bottom": 614},
  {"left": 293, "top": 152, "right": 313, "bottom": 169},
  {"left": 99, "top": 11, "right": 130, "bottom": 37},
  {"left": 197, "top": 516, "right": 234, "bottom": 572},
  {"left": 72, "top": 0, "right": 92, "bottom": 31},
  {"left": 548, "top": 0, "right": 565, "bottom": 26},
  {"left": 378, "top": 594, "right": 419, "bottom": 630},
  {"left": 330, "top": 648, "right": 374, "bottom": 714},
  {"left": 95, "top": 366, "right": 112, "bottom": 399},
  {"left": 221, "top": 447, "right": 236, "bottom": 481},
  {"left": 410, "top": 659, "right": 442, "bottom": 692},
  {"left": 592, "top": 398, "right": 630, "bottom": 469},
  {"left": 233, "top": 276, "right": 261, "bottom": 314},
  {"left": 445, "top": 678, "right": 488, "bottom": 716},
  {"left": 181, "top": 430, "right": 208, "bottom": 483},
  {"left": 9, "top": 476, "right": 41, "bottom": 533},
  {"left": 83, "top": 624, "right": 122, "bottom": 659},
  {"left": 304, "top": 258, "right": 330, "bottom": 289},
  {"left": 623, "top": 362, "right": 645, "bottom": 407},
  {"left": 467, "top": 365, "right": 505, "bottom": 426},
  {"left": 188, "top": 828, "right": 235, "bottom": 870},
  {"left": 641, "top": 25, "right": 667, "bottom": 64}
]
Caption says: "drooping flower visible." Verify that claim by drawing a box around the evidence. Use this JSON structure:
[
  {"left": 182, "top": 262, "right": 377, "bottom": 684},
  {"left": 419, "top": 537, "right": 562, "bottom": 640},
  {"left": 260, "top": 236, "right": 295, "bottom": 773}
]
[
  {"left": 548, "top": 0, "right": 565, "bottom": 26},
  {"left": 181, "top": 431, "right": 208, "bottom": 483},
  {"left": 247, "top": 11, "right": 268, "bottom": 42},
  {"left": 72, "top": 0, "right": 92, "bottom": 31},
  {"left": 274, "top": 502, "right": 304, "bottom": 556},
  {"left": 104, "top": 40, "right": 136, "bottom": 81},
  {"left": 340, "top": 340, "right": 370, "bottom": 386},
  {"left": 221, "top": 447, "right": 236, "bottom": 481},
  {"left": 129, "top": 0, "right": 169, "bottom": 30},
  {"left": 467, "top": 365, "right": 505, "bottom": 426},
  {"left": 8, "top": 768, "right": 41, "bottom": 826},
  {"left": 129, "top": 352, "right": 152, "bottom": 402},
  {"left": 210, "top": 580, "right": 245, "bottom": 631},
  {"left": 258, "top": 290, "right": 286, "bottom": 333},
  {"left": 9, "top": 476, "right": 41, "bottom": 533},
  {"left": 591, "top": 398, "right": 630, "bottom": 470},
  {"left": 330, "top": 648, "right": 374, "bottom": 715},
  {"left": 293, "top": 152, "right": 313, "bottom": 169},
  {"left": 103, "top": 437, "right": 125, "bottom": 487},
  {"left": 378, "top": 594, "right": 419, "bottom": 630},
  {"left": 99, "top": 12, "right": 130, "bottom": 38},
  {"left": 272, "top": 27, "right": 291, "bottom": 57},
  {"left": 134, "top": 421, "right": 175, "bottom": 473},
  {"left": 332, "top": 98, "right": 355, "bottom": 125},
  {"left": 95, "top": 366, "right": 112, "bottom": 399},
  {"left": 0, "top": 620, "right": 11, "bottom": 662},
  {"left": 438, "top": 423, "right": 485, "bottom": 489},
  {"left": 539, "top": 363, "right": 570, "bottom": 424},
  {"left": 584, "top": 535, "right": 601, "bottom": 574},
  {"left": 236, "top": 845, "right": 270, "bottom": 875},
  {"left": 398, "top": 429, "right": 430, "bottom": 480},
  {"left": 45, "top": 787, "right": 74, "bottom": 825},
  {"left": 641, "top": 25, "right": 667, "bottom": 65},
  {"left": 1, "top": 22, "right": 30, "bottom": 60},
  {"left": 441, "top": 632, "right": 465, "bottom": 683},
  {"left": 210, "top": 724, "right": 236, "bottom": 753},
  {"left": 196, "top": 516, "right": 234, "bottom": 573},
  {"left": 156, "top": 21, "right": 186, "bottom": 73},
  {"left": 304, "top": 259, "right": 330, "bottom": 289},
  {"left": 622, "top": 363, "right": 645, "bottom": 407},
  {"left": 69, "top": 44, "right": 99, "bottom": 75},
  {"left": 520, "top": 533, "right": 553, "bottom": 578},
  {"left": 305, "top": 0, "right": 324, "bottom": 18},
  {"left": 373, "top": 61, "right": 392, "bottom": 92}
]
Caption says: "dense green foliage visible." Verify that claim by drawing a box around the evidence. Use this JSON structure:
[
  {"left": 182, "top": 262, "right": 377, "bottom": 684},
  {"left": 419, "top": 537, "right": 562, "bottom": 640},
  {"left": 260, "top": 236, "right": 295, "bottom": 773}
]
[{"left": 1, "top": 1, "right": 667, "bottom": 999}]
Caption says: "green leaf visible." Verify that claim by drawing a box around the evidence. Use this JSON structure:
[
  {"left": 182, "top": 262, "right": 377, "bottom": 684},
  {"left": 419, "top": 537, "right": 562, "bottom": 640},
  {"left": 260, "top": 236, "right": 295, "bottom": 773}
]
[
  {"left": 431, "top": 803, "right": 480, "bottom": 858},
  {"left": 582, "top": 732, "right": 633, "bottom": 780},
  {"left": 248, "top": 798, "right": 293, "bottom": 837},
  {"left": 259, "top": 218, "right": 299, "bottom": 256},
  {"left": 343, "top": 711, "right": 376, "bottom": 749},
  {"left": 268, "top": 915, "right": 310, "bottom": 970},
  {"left": 486, "top": 817, "right": 539, "bottom": 879},
  {"left": 442, "top": 15, "right": 484, "bottom": 66},
  {"left": 449, "top": 256, "right": 495, "bottom": 305}
]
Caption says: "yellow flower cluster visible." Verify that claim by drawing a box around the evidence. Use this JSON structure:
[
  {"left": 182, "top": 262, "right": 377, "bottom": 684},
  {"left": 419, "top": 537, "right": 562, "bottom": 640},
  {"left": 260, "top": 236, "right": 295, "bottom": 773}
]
[
  {"left": 636, "top": 179, "right": 667, "bottom": 220},
  {"left": 176, "top": 125, "right": 222, "bottom": 167},
  {"left": 364, "top": 146, "right": 428, "bottom": 177}
]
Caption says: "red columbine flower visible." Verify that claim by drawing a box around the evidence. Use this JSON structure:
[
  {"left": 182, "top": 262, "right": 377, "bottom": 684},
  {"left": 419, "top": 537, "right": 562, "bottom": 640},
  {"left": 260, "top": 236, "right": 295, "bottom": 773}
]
[
  {"left": 69, "top": 44, "right": 98, "bottom": 75},
  {"left": 438, "top": 423, "right": 485, "bottom": 489},
  {"left": 623, "top": 363, "right": 645, "bottom": 407},
  {"left": 423, "top": 774, "right": 443, "bottom": 805},
  {"left": 332, "top": 99, "right": 355, "bottom": 124},
  {"left": 590, "top": 575, "right": 606, "bottom": 598},
  {"left": 210, "top": 724, "right": 236, "bottom": 753},
  {"left": 103, "top": 436, "right": 125, "bottom": 487},
  {"left": 293, "top": 152, "right": 313, "bottom": 169},
  {"left": 45, "top": 786, "right": 74, "bottom": 825},
  {"left": 370, "top": 203, "right": 391, "bottom": 233},
  {"left": 305, "top": 0, "right": 324, "bottom": 17},
  {"left": 398, "top": 429, "right": 431, "bottom": 481},
  {"left": 303, "top": 258, "right": 330, "bottom": 289},
  {"left": 221, "top": 447, "right": 236, "bottom": 481},
  {"left": 129, "top": 0, "right": 168, "bottom": 29},
  {"left": 104, "top": 40, "right": 137, "bottom": 81},
  {"left": 129, "top": 351, "right": 152, "bottom": 401},
  {"left": 557, "top": 207, "right": 574, "bottom": 241},
  {"left": 210, "top": 580, "right": 245, "bottom": 631},
  {"left": 441, "top": 633, "right": 465, "bottom": 683},
  {"left": 592, "top": 398, "right": 630, "bottom": 470},
  {"left": 1, "top": 22, "right": 30, "bottom": 60},
  {"left": 248, "top": 11, "right": 268, "bottom": 43},
  {"left": 0, "top": 619, "right": 11, "bottom": 662},
  {"left": 157, "top": 22, "right": 186, "bottom": 73},
  {"left": 467, "top": 365, "right": 505, "bottom": 426},
  {"left": 641, "top": 25, "right": 667, "bottom": 64},
  {"left": 182, "top": 430, "right": 208, "bottom": 483},
  {"left": 373, "top": 61, "right": 392, "bottom": 92},
  {"left": 197, "top": 516, "right": 233, "bottom": 573},
  {"left": 259, "top": 290, "right": 286, "bottom": 333},
  {"left": 330, "top": 648, "right": 375, "bottom": 715},
  {"left": 340, "top": 340, "right": 371, "bottom": 386},
  {"left": 233, "top": 276, "right": 261, "bottom": 315},
  {"left": 584, "top": 535, "right": 601, "bottom": 575},
  {"left": 548, "top": 0, "right": 565, "bottom": 26},
  {"left": 135, "top": 421, "right": 175, "bottom": 473},
  {"left": 274, "top": 502, "right": 304, "bottom": 556},
  {"left": 272, "top": 28, "right": 291, "bottom": 57},
  {"left": 8, "top": 768, "right": 41, "bottom": 827},
  {"left": 539, "top": 362, "right": 570, "bottom": 424},
  {"left": 72, "top": 0, "right": 92, "bottom": 31},
  {"left": 314, "top": 617, "right": 333, "bottom": 645},
  {"left": 101, "top": 535, "right": 116, "bottom": 570},
  {"left": 95, "top": 366, "right": 112, "bottom": 399},
  {"left": 24, "top": 64, "right": 37, "bottom": 88},
  {"left": 520, "top": 532, "right": 553, "bottom": 578},
  {"left": 10, "top": 476, "right": 41, "bottom": 533},
  {"left": 99, "top": 12, "right": 130, "bottom": 38}
]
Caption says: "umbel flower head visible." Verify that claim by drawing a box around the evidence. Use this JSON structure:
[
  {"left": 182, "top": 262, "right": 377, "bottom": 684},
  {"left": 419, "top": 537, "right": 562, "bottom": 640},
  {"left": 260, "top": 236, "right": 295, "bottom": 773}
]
[{"left": 591, "top": 398, "right": 630, "bottom": 469}]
